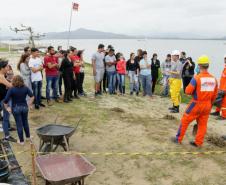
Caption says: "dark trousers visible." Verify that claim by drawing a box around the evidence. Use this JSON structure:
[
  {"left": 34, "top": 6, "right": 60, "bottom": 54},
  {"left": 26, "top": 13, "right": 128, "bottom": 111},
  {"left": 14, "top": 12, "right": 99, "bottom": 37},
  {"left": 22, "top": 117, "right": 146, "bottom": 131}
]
[
  {"left": 32, "top": 81, "right": 42, "bottom": 106},
  {"left": 63, "top": 75, "right": 73, "bottom": 101},
  {"left": 1, "top": 101, "right": 11, "bottom": 138},
  {"left": 101, "top": 71, "right": 108, "bottom": 93},
  {"left": 78, "top": 72, "right": 85, "bottom": 94},
  {"left": 59, "top": 74, "right": 63, "bottom": 96},
  {"left": 72, "top": 73, "right": 80, "bottom": 96},
  {"left": 182, "top": 77, "right": 192, "bottom": 93},
  {"left": 12, "top": 105, "right": 30, "bottom": 142},
  {"left": 152, "top": 76, "right": 158, "bottom": 93}
]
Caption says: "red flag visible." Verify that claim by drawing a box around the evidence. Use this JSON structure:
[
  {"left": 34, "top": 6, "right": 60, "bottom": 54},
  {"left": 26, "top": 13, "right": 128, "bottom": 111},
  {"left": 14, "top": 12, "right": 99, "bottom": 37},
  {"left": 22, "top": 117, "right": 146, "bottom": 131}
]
[{"left": 72, "top": 2, "right": 79, "bottom": 11}]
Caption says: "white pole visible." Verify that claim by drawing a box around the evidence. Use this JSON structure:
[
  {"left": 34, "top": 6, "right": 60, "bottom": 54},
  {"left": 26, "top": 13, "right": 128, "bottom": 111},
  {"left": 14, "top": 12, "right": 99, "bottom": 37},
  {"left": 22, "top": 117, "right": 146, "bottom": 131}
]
[{"left": 67, "top": 2, "right": 73, "bottom": 49}]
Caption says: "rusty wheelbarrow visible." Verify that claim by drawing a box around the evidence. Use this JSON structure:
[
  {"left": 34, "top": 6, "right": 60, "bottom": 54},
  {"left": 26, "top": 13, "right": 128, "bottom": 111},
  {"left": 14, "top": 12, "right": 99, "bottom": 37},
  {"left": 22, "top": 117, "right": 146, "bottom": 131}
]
[{"left": 36, "top": 154, "right": 96, "bottom": 185}]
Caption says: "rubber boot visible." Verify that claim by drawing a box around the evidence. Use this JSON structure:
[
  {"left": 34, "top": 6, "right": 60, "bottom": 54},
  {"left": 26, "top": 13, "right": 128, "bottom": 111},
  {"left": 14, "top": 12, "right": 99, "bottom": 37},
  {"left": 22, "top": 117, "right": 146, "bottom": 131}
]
[{"left": 171, "top": 106, "right": 179, "bottom": 113}]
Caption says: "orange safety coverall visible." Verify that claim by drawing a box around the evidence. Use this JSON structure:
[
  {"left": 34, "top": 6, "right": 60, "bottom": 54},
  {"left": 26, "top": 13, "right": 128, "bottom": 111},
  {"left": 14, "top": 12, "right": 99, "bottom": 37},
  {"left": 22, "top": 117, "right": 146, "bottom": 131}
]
[
  {"left": 176, "top": 71, "right": 218, "bottom": 146},
  {"left": 216, "top": 66, "right": 226, "bottom": 118}
]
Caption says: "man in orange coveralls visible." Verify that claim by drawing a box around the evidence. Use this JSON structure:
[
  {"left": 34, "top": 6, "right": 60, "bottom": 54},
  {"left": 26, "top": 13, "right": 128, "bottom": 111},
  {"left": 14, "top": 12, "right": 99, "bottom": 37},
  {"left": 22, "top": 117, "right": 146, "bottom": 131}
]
[
  {"left": 210, "top": 55, "right": 226, "bottom": 120},
  {"left": 172, "top": 55, "right": 218, "bottom": 147}
]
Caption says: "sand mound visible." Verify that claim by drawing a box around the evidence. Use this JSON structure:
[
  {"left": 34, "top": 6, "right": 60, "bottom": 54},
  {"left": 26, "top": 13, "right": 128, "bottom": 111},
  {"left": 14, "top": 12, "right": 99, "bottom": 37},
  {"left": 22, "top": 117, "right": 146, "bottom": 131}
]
[
  {"left": 206, "top": 135, "right": 226, "bottom": 148},
  {"left": 110, "top": 107, "right": 126, "bottom": 113}
]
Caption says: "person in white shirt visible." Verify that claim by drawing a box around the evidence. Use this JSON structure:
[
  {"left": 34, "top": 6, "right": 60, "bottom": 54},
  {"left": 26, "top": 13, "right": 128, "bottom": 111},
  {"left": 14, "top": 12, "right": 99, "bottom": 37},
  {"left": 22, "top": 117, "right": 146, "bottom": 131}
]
[{"left": 28, "top": 48, "right": 45, "bottom": 109}]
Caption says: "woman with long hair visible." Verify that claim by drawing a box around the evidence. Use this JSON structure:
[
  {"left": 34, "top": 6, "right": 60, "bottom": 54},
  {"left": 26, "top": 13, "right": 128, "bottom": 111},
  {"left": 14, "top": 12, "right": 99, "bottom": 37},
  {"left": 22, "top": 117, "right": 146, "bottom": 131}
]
[
  {"left": 4, "top": 75, "right": 34, "bottom": 145},
  {"left": 182, "top": 57, "right": 195, "bottom": 92},
  {"left": 60, "top": 50, "right": 74, "bottom": 103},
  {"left": 151, "top": 53, "right": 160, "bottom": 94},
  {"left": 126, "top": 53, "right": 139, "bottom": 95},
  {"left": 77, "top": 50, "right": 86, "bottom": 96},
  {"left": 0, "top": 59, "right": 16, "bottom": 142},
  {"left": 17, "top": 54, "right": 32, "bottom": 90},
  {"left": 116, "top": 54, "right": 126, "bottom": 95}
]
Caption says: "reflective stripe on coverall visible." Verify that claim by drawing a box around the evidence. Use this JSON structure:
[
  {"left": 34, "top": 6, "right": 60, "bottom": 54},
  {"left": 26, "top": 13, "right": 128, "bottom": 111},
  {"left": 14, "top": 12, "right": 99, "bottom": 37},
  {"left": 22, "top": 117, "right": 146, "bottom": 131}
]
[
  {"left": 176, "top": 72, "right": 218, "bottom": 146},
  {"left": 216, "top": 67, "right": 226, "bottom": 118},
  {"left": 169, "top": 78, "right": 182, "bottom": 106}
]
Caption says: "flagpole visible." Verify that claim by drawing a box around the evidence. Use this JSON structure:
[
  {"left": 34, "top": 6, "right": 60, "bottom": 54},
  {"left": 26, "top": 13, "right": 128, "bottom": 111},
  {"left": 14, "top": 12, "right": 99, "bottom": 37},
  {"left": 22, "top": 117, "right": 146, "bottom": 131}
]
[{"left": 67, "top": 2, "right": 73, "bottom": 49}]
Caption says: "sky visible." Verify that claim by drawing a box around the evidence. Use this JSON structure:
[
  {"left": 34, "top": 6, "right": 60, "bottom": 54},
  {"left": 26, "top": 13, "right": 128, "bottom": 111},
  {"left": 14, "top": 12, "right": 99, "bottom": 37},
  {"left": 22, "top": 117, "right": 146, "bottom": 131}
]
[{"left": 0, "top": 0, "right": 226, "bottom": 37}]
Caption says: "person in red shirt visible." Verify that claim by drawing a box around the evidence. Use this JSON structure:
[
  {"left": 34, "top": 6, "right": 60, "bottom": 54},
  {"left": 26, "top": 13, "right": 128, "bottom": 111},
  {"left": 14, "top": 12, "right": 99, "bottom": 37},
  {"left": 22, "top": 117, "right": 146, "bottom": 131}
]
[
  {"left": 44, "top": 46, "right": 60, "bottom": 106},
  {"left": 116, "top": 54, "right": 126, "bottom": 95},
  {"left": 69, "top": 47, "right": 81, "bottom": 99},
  {"left": 211, "top": 55, "right": 226, "bottom": 120},
  {"left": 173, "top": 56, "right": 218, "bottom": 147}
]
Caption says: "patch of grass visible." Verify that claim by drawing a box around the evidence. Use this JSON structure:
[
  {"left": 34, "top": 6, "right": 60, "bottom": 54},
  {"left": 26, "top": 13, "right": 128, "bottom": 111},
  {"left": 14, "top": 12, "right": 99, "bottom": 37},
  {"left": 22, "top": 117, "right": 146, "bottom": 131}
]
[
  {"left": 145, "top": 165, "right": 172, "bottom": 184},
  {"left": 173, "top": 176, "right": 223, "bottom": 185},
  {"left": 85, "top": 64, "right": 192, "bottom": 104},
  {"left": 0, "top": 47, "right": 9, "bottom": 52}
]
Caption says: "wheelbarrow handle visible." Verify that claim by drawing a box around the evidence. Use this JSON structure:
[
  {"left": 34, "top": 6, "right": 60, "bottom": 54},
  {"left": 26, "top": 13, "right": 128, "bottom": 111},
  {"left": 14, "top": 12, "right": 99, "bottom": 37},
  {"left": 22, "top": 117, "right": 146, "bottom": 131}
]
[{"left": 75, "top": 117, "right": 83, "bottom": 131}]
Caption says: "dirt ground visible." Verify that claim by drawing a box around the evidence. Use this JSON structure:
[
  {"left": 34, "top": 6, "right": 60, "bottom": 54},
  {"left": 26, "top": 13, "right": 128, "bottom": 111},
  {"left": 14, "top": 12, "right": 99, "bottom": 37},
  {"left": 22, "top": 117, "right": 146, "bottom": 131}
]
[{"left": 1, "top": 53, "right": 226, "bottom": 185}]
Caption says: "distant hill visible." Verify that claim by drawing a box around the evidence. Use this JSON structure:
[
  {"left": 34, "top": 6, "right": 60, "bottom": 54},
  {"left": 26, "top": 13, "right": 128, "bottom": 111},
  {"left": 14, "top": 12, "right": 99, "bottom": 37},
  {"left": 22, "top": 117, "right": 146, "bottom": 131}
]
[
  {"left": 45, "top": 28, "right": 139, "bottom": 39},
  {"left": 1, "top": 27, "right": 226, "bottom": 40}
]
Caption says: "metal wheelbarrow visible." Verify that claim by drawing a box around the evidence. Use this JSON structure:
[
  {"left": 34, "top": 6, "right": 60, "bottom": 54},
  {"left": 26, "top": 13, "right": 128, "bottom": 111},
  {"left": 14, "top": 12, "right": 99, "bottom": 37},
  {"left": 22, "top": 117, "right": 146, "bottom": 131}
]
[
  {"left": 36, "top": 154, "right": 96, "bottom": 185},
  {"left": 36, "top": 119, "right": 81, "bottom": 152}
]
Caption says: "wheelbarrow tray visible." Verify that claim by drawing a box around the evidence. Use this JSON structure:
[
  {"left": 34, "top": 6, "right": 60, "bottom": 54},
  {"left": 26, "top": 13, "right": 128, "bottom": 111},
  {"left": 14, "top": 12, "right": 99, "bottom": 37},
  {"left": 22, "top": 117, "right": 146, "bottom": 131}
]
[
  {"left": 36, "top": 124, "right": 75, "bottom": 143},
  {"left": 36, "top": 154, "right": 96, "bottom": 185}
]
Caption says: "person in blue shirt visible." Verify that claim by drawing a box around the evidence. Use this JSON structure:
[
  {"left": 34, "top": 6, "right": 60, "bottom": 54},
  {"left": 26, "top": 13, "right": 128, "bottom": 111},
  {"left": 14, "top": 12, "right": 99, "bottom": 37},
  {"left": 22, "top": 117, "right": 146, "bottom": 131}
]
[
  {"left": 139, "top": 51, "right": 153, "bottom": 98},
  {"left": 4, "top": 75, "right": 34, "bottom": 145}
]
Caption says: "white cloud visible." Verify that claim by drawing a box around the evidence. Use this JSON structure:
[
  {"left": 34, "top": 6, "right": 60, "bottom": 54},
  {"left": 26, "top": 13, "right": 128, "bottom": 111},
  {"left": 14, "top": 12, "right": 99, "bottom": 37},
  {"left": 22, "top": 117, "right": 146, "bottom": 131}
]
[{"left": 0, "top": 0, "right": 226, "bottom": 37}]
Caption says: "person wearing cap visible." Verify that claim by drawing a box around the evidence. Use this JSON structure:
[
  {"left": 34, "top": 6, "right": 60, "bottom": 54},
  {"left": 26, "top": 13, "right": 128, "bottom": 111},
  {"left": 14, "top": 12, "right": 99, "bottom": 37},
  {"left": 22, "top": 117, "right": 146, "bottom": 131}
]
[
  {"left": 173, "top": 56, "right": 218, "bottom": 147},
  {"left": 168, "top": 50, "right": 183, "bottom": 113},
  {"left": 92, "top": 44, "right": 105, "bottom": 96},
  {"left": 161, "top": 54, "right": 172, "bottom": 97},
  {"left": 0, "top": 59, "right": 17, "bottom": 142},
  {"left": 210, "top": 55, "right": 226, "bottom": 120}
]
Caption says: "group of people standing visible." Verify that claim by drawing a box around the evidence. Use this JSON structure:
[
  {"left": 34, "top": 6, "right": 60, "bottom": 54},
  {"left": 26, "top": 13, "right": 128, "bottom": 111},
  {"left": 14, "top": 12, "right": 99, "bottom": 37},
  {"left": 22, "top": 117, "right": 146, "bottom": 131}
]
[
  {"left": 0, "top": 46, "right": 86, "bottom": 144},
  {"left": 17, "top": 46, "right": 86, "bottom": 107},
  {"left": 92, "top": 44, "right": 163, "bottom": 97},
  {"left": 91, "top": 43, "right": 226, "bottom": 148},
  {"left": 91, "top": 44, "right": 196, "bottom": 106},
  {"left": 0, "top": 43, "right": 225, "bottom": 148}
]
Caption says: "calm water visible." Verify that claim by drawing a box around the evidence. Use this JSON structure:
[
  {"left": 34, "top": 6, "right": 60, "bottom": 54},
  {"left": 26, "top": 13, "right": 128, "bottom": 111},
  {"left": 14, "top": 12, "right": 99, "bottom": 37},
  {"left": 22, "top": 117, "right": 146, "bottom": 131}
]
[{"left": 5, "top": 39, "right": 226, "bottom": 79}]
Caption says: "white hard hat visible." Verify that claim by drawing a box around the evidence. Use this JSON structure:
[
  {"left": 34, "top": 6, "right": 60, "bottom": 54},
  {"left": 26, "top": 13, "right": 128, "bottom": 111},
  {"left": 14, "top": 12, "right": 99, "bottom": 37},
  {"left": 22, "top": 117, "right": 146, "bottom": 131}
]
[
  {"left": 171, "top": 50, "right": 180, "bottom": 56},
  {"left": 224, "top": 55, "right": 226, "bottom": 59}
]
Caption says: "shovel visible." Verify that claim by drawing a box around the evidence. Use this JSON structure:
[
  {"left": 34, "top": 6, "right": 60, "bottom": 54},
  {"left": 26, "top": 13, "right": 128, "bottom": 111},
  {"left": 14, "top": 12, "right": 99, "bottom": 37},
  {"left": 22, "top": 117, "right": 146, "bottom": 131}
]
[{"left": 192, "top": 123, "right": 198, "bottom": 136}]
